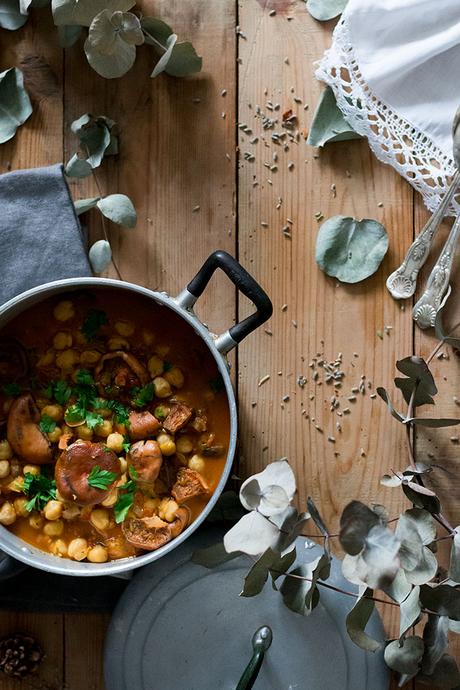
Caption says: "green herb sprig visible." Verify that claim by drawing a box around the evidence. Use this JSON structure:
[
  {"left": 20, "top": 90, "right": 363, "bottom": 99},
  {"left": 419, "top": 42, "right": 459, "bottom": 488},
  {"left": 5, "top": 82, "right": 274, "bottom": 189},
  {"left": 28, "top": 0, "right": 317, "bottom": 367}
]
[
  {"left": 81, "top": 309, "right": 108, "bottom": 341},
  {"left": 39, "top": 415, "right": 57, "bottom": 434},
  {"left": 114, "top": 467, "right": 138, "bottom": 524},
  {"left": 131, "top": 382, "right": 155, "bottom": 408},
  {"left": 87, "top": 465, "right": 117, "bottom": 491},
  {"left": 22, "top": 471, "right": 57, "bottom": 512}
]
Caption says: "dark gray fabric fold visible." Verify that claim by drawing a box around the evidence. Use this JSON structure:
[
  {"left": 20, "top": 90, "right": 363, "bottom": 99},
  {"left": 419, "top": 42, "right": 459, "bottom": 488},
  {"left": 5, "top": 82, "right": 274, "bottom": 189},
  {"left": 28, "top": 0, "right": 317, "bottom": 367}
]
[{"left": 0, "top": 163, "right": 91, "bottom": 304}]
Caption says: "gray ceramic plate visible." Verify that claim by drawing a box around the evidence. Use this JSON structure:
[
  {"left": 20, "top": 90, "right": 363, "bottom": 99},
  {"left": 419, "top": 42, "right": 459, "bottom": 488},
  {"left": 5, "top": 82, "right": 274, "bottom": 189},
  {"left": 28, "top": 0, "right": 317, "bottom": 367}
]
[{"left": 104, "top": 529, "right": 389, "bottom": 690}]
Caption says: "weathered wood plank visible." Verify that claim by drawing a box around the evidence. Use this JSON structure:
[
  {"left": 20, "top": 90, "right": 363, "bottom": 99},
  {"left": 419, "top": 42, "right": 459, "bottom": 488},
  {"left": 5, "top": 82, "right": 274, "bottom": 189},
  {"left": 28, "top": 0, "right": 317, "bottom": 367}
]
[{"left": 64, "top": 613, "right": 110, "bottom": 690}]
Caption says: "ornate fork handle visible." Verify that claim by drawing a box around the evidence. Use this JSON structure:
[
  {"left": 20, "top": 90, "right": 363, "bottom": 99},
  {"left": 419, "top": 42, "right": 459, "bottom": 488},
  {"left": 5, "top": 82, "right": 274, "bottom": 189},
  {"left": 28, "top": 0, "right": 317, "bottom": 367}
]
[
  {"left": 386, "top": 169, "right": 460, "bottom": 299},
  {"left": 412, "top": 214, "right": 460, "bottom": 328}
]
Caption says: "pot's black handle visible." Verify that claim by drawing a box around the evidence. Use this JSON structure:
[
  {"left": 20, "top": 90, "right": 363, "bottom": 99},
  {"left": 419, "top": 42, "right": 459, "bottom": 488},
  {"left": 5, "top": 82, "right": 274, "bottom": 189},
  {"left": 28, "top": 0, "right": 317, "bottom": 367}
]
[{"left": 185, "top": 251, "right": 272, "bottom": 352}]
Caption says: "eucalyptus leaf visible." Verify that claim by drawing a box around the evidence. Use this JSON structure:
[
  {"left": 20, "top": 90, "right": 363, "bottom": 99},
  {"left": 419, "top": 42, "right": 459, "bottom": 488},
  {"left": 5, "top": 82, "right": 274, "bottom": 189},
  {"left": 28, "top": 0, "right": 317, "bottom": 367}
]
[
  {"left": 448, "top": 528, "right": 460, "bottom": 583},
  {"left": 52, "top": 0, "right": 135, "bottom": 27},
  {"left": 0, "top": 67, "right": 32, "bottom": 144},
  {"left": 280, "top": 555, "right": 329, "bottom": 616},
  {"left": 306, "top": 0, "right": 348, "bottom": 21},
  {"left": 241, "top": 548, "right": 277, "bottom": 597},
  {"left": 395, "top": 377, "right": 435, "bottom": 408},
  {"left": 277, "top": 510, "right": 312, "bottom": 552},
  {"left": 151, "top": 32, "right": 177, "bottom": 78},
  {"left": 402, "top": 483, "right": 441, "bottom": 516},
  {"left": 110, "top": 11, "right": 143, "bottom": 46},
  {"left": 89, "top": 239, "right": 112, "bottom": 273},
  {"left": 396, "top": 357, "right": 437, "bottom": 396},
  {"left": 422, "top": 614, "right": 449, "bottom": 676},
  {"left": 65, "top": 153, "right": 92, "bottom": 178},
  {"left": 315, "top": 215, "right": 389, "bottom": 283},
  {"left": 74, "top": 197, "right": 100, "bottom": 215},
  {"left": 376, "top": 387, "right": 405, "bottom": 423},
  {"left": 84, "top": 10, "right": 137, "bottom": 79},
  {"left": 0, "top": 0, "right": 28, "bottom": 29},
  {"left": 141, "top": 16, "right": 172, "bottom": 45},
  {"left": 384, "top": 636, "right": 424, "bottom": 675},
  {"left": 396, "top": 509, "right": 437, "bottom": 585},
  {"left": 399, "top": 586, "right": 421, "bottom": 637},
  {"left": 419, "top": 585, "right": 460, "bottom": 621},
  {"left": 407, "top": 417, "right": 460, "bottom": 428},
  {"left": 307, "top": 86, "right": 360, "bottom": 147},
  {"left": 381, "top": 473, "right": 404, "bottom": 488},
  {"left": 240, "top": 460, "right": 296, "bottom": 515},
  {"left": 57, "top": 25, "right": 82, "bottom": 48},
  {"left": 223, "top": 511, "right": 280, "bottom": 556},
  {"left": 191, "top": 543, "right": 241, "bottom": 569},
  {"left": 342, "top": 525, "right": 400, "bottom": 589},
  {"left": 306, "top": 496, "right": 329, "bottom": 538},
  {"left": 97, "top": 193, "right": 137, "bottom": 228},
  {"left": 384, "top": 568, "right": 412, "bottom": 604},
  {"left": 165, "top": 41, "right": 202, "bottom": 77},
  {"left": 70, "top": 113, "right": 116, "bottom": 168},
  {"left": 339, "top": 500, "right": 380, "bottom": 556},
  {"left": 269, "top": 547, "right": 297, "bottom": 585},
  {"left": 19, "top": 0, "right": 31, "bottom": 13},
  {"left": 346, "top": 589, "right": 381, "bottom": 652}
]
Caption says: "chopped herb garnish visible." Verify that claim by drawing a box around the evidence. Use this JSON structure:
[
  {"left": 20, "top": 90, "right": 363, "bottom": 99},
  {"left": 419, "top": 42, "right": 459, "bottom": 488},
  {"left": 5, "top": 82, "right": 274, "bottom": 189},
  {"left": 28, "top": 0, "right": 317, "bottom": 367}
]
[
  {"left": 64, "top": 404, "right": 86, "bottom": 425},
  {"left": 39, "top": 415, "right": 57, "bottom": 434},
  {"left": 87, "top": 465, "right": 117, "bottom": 491},
  {"left": 81, "top": 309, "right": 108, "bottom": 341},
  {"left": 75, "top": 369, "right": 94, "bottom": 386},
  {"left": 2, "top": 383, "right": 21, "bottom": 397},
  {"left": 122, "top": 435, "right": 131, "bottom": 453},
  {"left": 163, "top": 361, "right": 173, "bottom": 372},
  {"left": 44, "top": 379, "right": 72, "bottom": 405},
  {"left": 131, "top": 382, "right": 155, "bottom": 408},
  {"left": 85, "top": 411, "right": 104, "bottom": 430},
  {"left": 114, "top": 474, "right": 137, "bottom": 524},
  {"left": 107, "top": 399, "right": 130, "bottom": 426},
  {"left": 209, "top": 374, "right": 225, "bottom": 393},
  {"left": 23, "top": 472, "right": 57, "bottom": 512}
]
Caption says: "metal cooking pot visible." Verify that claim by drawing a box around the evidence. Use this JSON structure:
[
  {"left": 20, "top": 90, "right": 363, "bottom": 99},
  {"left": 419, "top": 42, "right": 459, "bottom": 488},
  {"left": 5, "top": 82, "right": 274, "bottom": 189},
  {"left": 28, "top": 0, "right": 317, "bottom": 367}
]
[{"left": 0, "top": 251, "right": 272, "bottom": 576}]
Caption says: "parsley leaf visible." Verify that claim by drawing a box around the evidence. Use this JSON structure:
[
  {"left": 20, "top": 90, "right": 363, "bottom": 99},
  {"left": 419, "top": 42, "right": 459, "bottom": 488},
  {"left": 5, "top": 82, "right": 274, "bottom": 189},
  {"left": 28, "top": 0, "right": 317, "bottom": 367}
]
[
  {"left": 23, "top": 472, "right": 57, "bottom": 512},
  {"left": 81, "top": 309, "right": 108, "bottom": 341},
  {"left": 2, "top": 383, "right": 21, "bottom": 397},
  {"left": 87, "top": 465, "right": 117, "bottom": 491},
  {"left": 122, "top": 435, "right": 131, "bottom": 453},
  {"left": 131, "top": 382, "right": 155, "bottom": 408},
  {"left": 107, "top": 399, "right": 130, "bottom": 426},
  {"left": 85, "top": 411, "right": 104, "bottom": 430},
  {"left": 64, "top": 404, "right": 86, "bottom": 425},
  {"left": 39, "top": 415, "right": 57, "bottom": 434},
  {"left": 114, "top": 468, "right": 137, "bottom": 523},
  {"left": 45, "top": 379, "right": 72, "bottom": 405}
]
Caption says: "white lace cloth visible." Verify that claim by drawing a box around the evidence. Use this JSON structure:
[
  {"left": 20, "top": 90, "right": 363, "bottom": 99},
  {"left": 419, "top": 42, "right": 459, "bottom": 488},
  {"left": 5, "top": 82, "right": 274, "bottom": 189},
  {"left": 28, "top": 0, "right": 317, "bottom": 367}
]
[{"left": 316, "top": 0, "right": 460, "bottom": 215}]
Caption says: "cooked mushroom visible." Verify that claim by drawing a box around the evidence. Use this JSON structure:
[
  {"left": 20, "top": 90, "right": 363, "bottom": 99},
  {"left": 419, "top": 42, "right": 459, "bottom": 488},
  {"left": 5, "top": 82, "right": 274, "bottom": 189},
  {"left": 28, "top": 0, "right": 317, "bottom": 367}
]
[
  {"left": 171, "top": 468, "right": 209, "bottom": 504},
  {"left": 7, "top": 394, "right": 53, "bottom": 464},
  {"left": 95, "top": 351, "right": 149, "bottom": 387},
  {"left": 55, "top": 441, "right": 121, "bottom": 506},
  {"left": 122, "top": 507, "right": 188, "bottom": 550},
  {"left": 128, "top": 411, "right": 161, "bottom": 441},
  {"left": 128, "top": 440, "right": 163, "bottom": 483},
  {"left": 163, "top": 403, "right": 193, "bottom": 434}
]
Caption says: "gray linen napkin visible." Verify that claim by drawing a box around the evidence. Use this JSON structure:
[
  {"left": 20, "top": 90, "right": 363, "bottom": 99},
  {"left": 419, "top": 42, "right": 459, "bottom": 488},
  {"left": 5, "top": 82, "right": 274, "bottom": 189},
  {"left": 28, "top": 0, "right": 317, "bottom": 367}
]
[{"left": 0, "top": 163, "right": 91, "bottom": 304}]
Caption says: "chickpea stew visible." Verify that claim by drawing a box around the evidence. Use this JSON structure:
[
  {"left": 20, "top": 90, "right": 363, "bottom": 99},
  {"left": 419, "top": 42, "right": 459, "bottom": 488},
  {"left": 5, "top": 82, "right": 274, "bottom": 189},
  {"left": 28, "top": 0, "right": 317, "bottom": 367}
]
[{"left": 0, "top": 290, "right": 230, "bottom": 563}]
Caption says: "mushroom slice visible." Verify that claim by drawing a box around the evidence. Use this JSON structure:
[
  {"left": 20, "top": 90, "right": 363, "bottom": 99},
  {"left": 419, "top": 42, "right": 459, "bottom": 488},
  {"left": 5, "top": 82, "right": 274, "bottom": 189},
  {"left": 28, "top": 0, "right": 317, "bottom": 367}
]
[
  {"left": 55, "top": 441, "right": 121, "bottom": 506},
  {"left": 171, "top": 468, "right": 209, "bottom": 504},
  {"left": 128, "top": 440, "right": 163, "bottom": 483},
  {"left": 95, "top": 351, "right": 149, "bottom": 386},
  {"left": 128, "top": 411, "right": 161, "bottom": 441},
  {"left": 7, "top": 393, "right": 53, "bottom": 464},
  {"left": 163, "top": 403, "right": 193, "bottom": 434},
  {"left": 122, "top": 507, "right": 189, "bottom": 551}
]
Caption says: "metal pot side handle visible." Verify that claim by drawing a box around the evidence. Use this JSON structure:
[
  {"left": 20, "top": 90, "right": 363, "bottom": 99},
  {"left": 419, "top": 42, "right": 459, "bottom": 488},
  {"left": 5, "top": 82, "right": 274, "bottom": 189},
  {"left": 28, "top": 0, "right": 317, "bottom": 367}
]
[{"left": 175, "top": 250, "right": 273, "bottom": 355}]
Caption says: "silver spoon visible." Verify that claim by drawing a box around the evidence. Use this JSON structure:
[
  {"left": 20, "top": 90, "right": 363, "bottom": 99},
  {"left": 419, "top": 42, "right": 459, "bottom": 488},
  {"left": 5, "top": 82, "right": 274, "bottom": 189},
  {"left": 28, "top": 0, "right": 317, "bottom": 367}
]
[
  {"left": 236, "top": 626, "right": 273, "bottom": 690},
  {"left": 386, "top": 107, "right": 460, "bottom": 300}
]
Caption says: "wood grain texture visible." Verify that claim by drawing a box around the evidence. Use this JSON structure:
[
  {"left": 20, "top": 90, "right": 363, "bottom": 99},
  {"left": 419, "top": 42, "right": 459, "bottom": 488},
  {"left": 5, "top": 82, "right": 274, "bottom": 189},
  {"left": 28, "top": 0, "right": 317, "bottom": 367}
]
[{"left": 64, "top": 614, "right": 110, "bottom": 690}]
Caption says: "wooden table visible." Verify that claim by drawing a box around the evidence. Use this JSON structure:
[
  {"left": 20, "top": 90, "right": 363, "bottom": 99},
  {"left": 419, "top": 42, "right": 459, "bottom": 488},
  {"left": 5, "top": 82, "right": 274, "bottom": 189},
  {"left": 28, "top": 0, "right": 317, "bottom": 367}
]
[{"left": 0, "top": 1, "right": 458, "bottom": 688}]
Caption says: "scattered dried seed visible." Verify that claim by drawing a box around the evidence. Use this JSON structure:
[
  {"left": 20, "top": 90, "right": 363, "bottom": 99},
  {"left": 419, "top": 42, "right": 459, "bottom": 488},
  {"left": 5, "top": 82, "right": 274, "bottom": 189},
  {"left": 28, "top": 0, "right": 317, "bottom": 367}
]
[
  {"left": 292, "top": 320, "right": 297, "bottom": 328},
  {"left": 251, "top": 401, "right": 257, "bottom": 407},
  {"left": 347, "top": 395, "right": 357, "bottom": 402},
  {"left": 315, "top": 425, "right": 323, "bottom": 433},
  {"left": 261, "top": 221, "right": 268, "bottom": 227},
  {"left": 360, "top": 448, "right": 366, "bottom": 457},
  {"left": 297, "top": 375, "right": 307, "bottom": 388},
  {"left": 370, "top": 393, "right": 377, "bottom": 399},
  {"left": 451, "top": 437, "right": 460, "bottom": 444},
  {"left": 192, "top": 205, "right": 200, "bottom": 212},
  {"left": 264, "top": 328, "right": 273, "bottom": 336},
  {"left": 377, "top": 201, "right": 384, "bottom": 207},
  {"left": 192, "top": 97, "right": 201, "bottom": 103},
  {"left": 281, "top": 304, "right": 288, "bottom": 311},
  {"left": 330, "top": 183, "right": 337, "bottom": 198},
  {"left": 328, "top": 436, "right": 336, "bottom": 443},
  {"left": 288, "top": 161, "right": 294, "bottom": 170},
  {"left": 343, "top": 408, "right": 350, "bottom": 414},
  {"left": 258, "top": 375, "right": 270, "bottom": 387},
  {"left": 221, "top": 89, "right": 227, "bottom": 96},
  {"left": 376, "top": 330, "right": 384, "bottom": 339},
  {"left": 282, "top": 395, "right": 290, "bottom": 402}
]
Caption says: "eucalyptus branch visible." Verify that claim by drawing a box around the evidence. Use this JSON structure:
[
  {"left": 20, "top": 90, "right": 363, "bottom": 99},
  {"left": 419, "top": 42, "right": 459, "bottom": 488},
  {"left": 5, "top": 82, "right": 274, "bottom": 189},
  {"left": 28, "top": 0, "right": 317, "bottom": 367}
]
[
  {"left": 90, "top": 168, "right": 123, "bottom": 281},
  {"left": 142, "top": 29, "right": 167, "bottom": 53}
]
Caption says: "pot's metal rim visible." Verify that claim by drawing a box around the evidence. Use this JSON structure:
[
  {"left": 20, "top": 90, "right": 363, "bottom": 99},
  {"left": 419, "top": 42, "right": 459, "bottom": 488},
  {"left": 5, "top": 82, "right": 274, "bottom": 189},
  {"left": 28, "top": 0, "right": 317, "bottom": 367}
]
[{"left": 0, "top": 277, "right": 237, "bottom": 576}]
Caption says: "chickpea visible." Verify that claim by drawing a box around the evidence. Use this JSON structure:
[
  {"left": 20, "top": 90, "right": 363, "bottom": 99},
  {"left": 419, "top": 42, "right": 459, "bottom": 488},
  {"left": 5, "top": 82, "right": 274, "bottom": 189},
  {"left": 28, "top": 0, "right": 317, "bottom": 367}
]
[
  {"left": 23, "top": 464, "right": 40, "bottom": 476},
  {"left": 29, "top": 513, "right": 44, "bottom": 529},
  {"left": 37, "top": 349, "right": 55, "bottom": 367},
  {"left": 97, "top": 407, "right": 113, "bottom": 419},
  {"left": 90, "top": 508, "right": 110, "bottom": 531},
  {"left": 119, "top": 457, "right": 128, "bottom": 473},
  {"left": 0, "top": 502, "right": 16, "bottom": 525},
  {"left": 6, "top": 477, "right": 24, "bottom": 493},
  {"left": 13, "top": 497, "right": 29, "bottom": 517},
  {"left": 143, "top": 497, "right": 160, "bottom": 514},
  {"left": 154, "top": 404, "right": 170, "bottom": 421},
  {"left": 9, "top": 458, "right": 21, "bottom": 478},
  {"left": 42, "top": 404, "right": 63, "bottom": 422},
  {"left": 68, "top": 537, "right": 89, "bottom": 561},
  {"left": 114, "top": 423, "right": 127, "bottom": 436},
  {"left": 80, "top": 350, "right": 101, "bottom": 366},
  {"left": 142, "top": 330, "right": 155, "bottom": 346},
  {"left": 114, "top": 320, "right": 134, "bottom": 337},
  {"left": 165, "top": 366, "right": 184, "bottom": 389},
  {"left": 44, "top": 520, "right": 64, "bottom": 537},
  {"left": 158, "top": 498, "right": 179, "bottom": 523},
  {"left": 77, "top": 424, "right": 93, "bottom": 441},
  {"left": 87, "top": 545, "right": 108, "bottom": 563},
  {"left": 157, "top": 433, "right": 176, "bottom": 456},
  {"left": 53, "top": 300, "right": 75, "bottom": 322},
  {"left": 106, "top": 433, "right": 124, "bottom": 453},
  {"left": 147, "top": 355, "right": 164, "bottom": 378},
  {"left": 56, "top": 349, "right": 80, "bottom": 370},
  {"left": 176, "top": 436, "right": 193, "bottom": 454},
  {"left": 47, "top": 426, "right": 62, "bottom": 443},
  {"left": 0, "top": 440, "right": 12, "bottom": 461},
  {"left": 0, "top": 461, "right": 10, "bottom": 479},
  {"left": 53, "top": 331, "right": 72, "bottom": 350},
  {"left": 52, "top": 539, "right": 68, "bottom": 558},
  {"left": 44, "top": 500, "right": 63, "bottom": 521},
  {"left": 108, "top": 336, "right": 130, "bottom": 351},
  {"left": 101, "top": 488, "right": 118, "bottom": 507},
  {"left": 62, "top": 504, "right": 80, "bottom": 520},
  {"left": 95, "top": 420, "right": 113, "bottom": 438},
  {"left": 155, "top": 345, "right": 170, "bottom": 358},
  {"left": 188, "top": 454, "right": 205, "bottom": 473},
  {"left": 153, "top": 377, "right": 172, "bottom": 399}
]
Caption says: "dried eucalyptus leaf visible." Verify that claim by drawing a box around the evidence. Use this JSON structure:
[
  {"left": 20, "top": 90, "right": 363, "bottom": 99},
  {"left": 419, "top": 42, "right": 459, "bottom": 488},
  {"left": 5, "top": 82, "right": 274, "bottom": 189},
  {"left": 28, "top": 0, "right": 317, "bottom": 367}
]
[
  {"left": 343, "top": 525, "right": 400, "bottom": 589},
  {"left": 346, "top": 590, "right": 381, "bottom": 652},
  {"left": 224, "top": 511, "right": 280, "bottom": 556},
  {"left": 422, "top": 614, "right": 449, "bottom": 676},
  {"left": 381, "top": 473, "right": 404, "bottom": 488},
  {"left": 269, "top": 547, "right": 297, "bottom": 584},
  {"left": 395, "top": 377, "right": 435, "bottom": 407},
  {"left": 404, "top": 509, "right": 436, "bottom": 546},
  {"left": 307, "top": 86, "right": 360, "bottom": 147},
  {"left": 110, "top": 11, "right": 143, "bottom": 46},
  {"left": 306, "top": 496, "right": 329, "bottom": 538},
  {"left": 74, "top": 197, "right": 100, "bottom": 215},
  {"left": 384, "top": 568, "right": 412, "bottom": 604},
  {"left": 449, "top": 528, "right": 460, "bottom": 583},
  {"left": 396, "top": 357, "right": 437, "bottom": 396},
  {"left": 151, "top": 32, "right": 177, "bottom": 79},
  {"left": 89, "top": 240, "right": 111, "bottom": 273},
  {"left": 399, "top": 587, "right": 421, "bottom": 638},
  {"left": 339, "top": 500, "right": 380, "bottom": 556},
  {"left": 376, "top": 387, "right": 405, "bottom": 423},
  {"left": 305, "top": 554, "right": 330, "bottom": 611},
  {"left": 97, "top": 193, "right": 137, "bottom": 228},
  {"left": 65, "top": 153, "right": 92, "bottom": 178},
  {"left": 71, "top": 113, "right": 117, "bottom": 167},
  {"left": 315, "top": 215, "right": 389, "bottom": 283},
  {"left": 52, "top": 0, "right": 135, "bottom": 27},
  {"left": 239, "top": 478, "right": 261, "bottom": 512},
  {"left": 141, "top": 16, "right": 173, "bottom": 45},
  {"left": 408, "top": 417, "right": 460, "bottom": 428},
  {"left": 419, "top": 654, "right": 460, "bottom": 689},
  {"left": 84, "top": 10, "right": 137, "bottom": 79},
  {"left": 240, "top": 460, "right": 296, "bottom": 515},
  {"left": 0, "top": 67, "right": 32, "bottom": 144},
  {"left": 280, "top": 555, "right": 328, "bottom": 616},
  {"left": 402, "top": 483, "right": 441, "bottom": 516},
  {"left": 420, "top": 585, "right": 460, "bottom": 621},
  {"left": 0, "top": 0, "right": 28, "bottom": 29},
  {"left": 384, "top": 637, "right": 424, "bottom": 675},
  {"left": 396, "top": 516, "right": 424, "bottom": 572},
  {"left": 165, "top": 41, "right": 202, "bottom": 77},
  {"left": 277, "top": 511, "right": 311, "bottom": 552},
  {"left": 241, "top": 548, "right": 277, "bottom": 597},
  {"left": 306, "top": 0, "right": 348, "bottom": 21},
  {"left": 191, "top": 543, "right": 241, "bottom": 569},
  {"left": 58, "top": 25, "right": 82, "bottom": 48}
]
